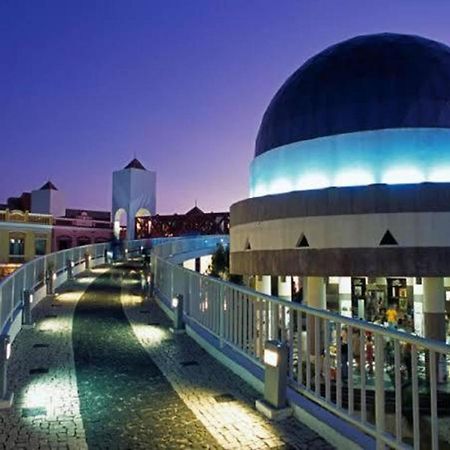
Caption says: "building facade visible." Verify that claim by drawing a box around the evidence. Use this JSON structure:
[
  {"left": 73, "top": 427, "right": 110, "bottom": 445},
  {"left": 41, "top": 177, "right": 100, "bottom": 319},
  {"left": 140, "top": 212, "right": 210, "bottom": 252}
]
[
  {"left": 0, "top": 181, "right": 114, "bottom": 278},
  {"left": 135, "top": 206, "right": 229, "bottom": 239},
  {"left": 0, "top": 209, "right": 52, "bottom": 278},
  {"left": 53, "top": 209, "right": 113, "bottom": 250},
  {"left": 230, "top": 33, "right": 450, "bottom": 343}
]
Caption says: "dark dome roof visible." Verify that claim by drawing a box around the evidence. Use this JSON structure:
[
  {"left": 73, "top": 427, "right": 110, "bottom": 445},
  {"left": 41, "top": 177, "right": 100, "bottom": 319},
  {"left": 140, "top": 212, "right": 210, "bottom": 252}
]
[{"left": 255, "top": 33, "right": 450, "bottom": 157}]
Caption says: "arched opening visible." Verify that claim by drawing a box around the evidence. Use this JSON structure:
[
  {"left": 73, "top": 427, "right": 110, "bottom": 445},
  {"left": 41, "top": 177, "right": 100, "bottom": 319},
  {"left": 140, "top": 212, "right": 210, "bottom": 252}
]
[
  {"left": 114, "top": 208, "right": 127, "bottom": 240},
  {"left": 135, "top": 208, "right": 150, "bottom": 218},
  {"left": 135, "top": 208, "right": 151, "bottom": 239}
]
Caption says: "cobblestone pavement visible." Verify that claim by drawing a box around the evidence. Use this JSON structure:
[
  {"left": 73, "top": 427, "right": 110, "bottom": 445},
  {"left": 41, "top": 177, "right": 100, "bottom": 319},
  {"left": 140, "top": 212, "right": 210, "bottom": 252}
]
[
  {"left": 72, "top": 266, "right": 219, "bottom": 449},
  {"left": 0, "top": 271, "right": 97, "bottom": 450},
  {"left": 121, "top": 265, "right": 334, "bottom": 450},
  {"left": 0, "top": 264, "right": 334, "bottom": 450}
]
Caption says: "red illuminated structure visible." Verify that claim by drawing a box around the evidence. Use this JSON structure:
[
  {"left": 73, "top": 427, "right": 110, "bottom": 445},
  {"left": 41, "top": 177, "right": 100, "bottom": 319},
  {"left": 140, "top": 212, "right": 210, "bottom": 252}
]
[{"left": 135, "top": 206, "right": 229, "bottom": 238}]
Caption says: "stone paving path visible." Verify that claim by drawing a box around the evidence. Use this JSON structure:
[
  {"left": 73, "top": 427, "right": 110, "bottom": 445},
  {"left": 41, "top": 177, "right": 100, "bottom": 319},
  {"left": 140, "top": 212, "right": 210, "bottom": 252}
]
[
  {"left": 0, "top": 264, "right": 334, "bottom": 450},
  {"left": 122, "top": 264, "right": 334, "bottom": 450},
  {"left": 0, "top": 273, "right": 94, "bottom": 449},
  {"left": 72, "top": 266, "right": 219, "bottom": 449}
]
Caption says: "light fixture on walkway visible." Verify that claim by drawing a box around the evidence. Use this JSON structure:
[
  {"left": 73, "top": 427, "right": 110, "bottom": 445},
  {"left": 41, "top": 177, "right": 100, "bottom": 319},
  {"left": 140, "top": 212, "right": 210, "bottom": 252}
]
[
  {"left": 171, "top": 294, "right": 185, "bottom": 333},
  {"left": 256, "top": 340, "right": 292, "bottom": 421},
  {"left": 0, "top": 335, "right": 13, "bottom": 409}
]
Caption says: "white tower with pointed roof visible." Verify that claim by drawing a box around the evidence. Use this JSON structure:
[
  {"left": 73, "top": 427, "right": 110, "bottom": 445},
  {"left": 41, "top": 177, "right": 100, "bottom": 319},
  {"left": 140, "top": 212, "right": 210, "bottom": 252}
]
[
  {"left": 112, "top": 158, "right": 156, "bottom": 240},
  {"left": 31, "top": 181, "right": 65, "bottom": 217}
]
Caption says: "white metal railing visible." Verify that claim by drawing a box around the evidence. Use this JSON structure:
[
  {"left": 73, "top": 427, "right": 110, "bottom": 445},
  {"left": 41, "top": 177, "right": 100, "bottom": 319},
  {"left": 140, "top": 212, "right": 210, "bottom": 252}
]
[
  {"left": 151, "top": 236, "right": 450, "bottom": 450},
  {"left": 0, "top": 242, "right": 111, "bottom": 336}
]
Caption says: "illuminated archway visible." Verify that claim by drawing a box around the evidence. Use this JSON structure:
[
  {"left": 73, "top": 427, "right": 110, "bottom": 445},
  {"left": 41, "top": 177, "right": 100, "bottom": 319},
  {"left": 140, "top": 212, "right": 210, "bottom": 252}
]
[{"left": 114, "top": 208, "right": 127, "bottom": 239}]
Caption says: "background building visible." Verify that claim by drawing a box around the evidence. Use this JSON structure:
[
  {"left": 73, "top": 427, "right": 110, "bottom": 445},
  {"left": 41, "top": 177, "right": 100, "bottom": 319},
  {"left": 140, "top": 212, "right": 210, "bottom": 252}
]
[
  {"left": 0, "top": 209, "right": 52, "bottom": 278},
  {"left": 230, "top": 33, "right": 450, "bottom": 343},
  {"left": 112, "top": 158, "right": 156, "bottom": 240},
  {"left": 53, "top": 209, "right": 113, "bottom": 250},
  {"left": 0, "top": 181, "right": 113, "bottom": 278},
  {"left": 135, "top": 205, "right": 229, "bottom": 239}
]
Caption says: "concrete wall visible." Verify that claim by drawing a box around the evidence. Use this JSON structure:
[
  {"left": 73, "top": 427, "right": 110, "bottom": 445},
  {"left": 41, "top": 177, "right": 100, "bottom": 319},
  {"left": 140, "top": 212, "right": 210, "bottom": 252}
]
[{"left": 230, "top": 183, "right": 450, "bottom": 276}]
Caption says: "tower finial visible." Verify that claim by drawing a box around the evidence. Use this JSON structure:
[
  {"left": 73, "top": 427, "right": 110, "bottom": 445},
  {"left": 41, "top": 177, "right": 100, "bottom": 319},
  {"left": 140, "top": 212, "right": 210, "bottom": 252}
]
[{"left": 195, "top": 199, "right": 197, "bottom": 207}]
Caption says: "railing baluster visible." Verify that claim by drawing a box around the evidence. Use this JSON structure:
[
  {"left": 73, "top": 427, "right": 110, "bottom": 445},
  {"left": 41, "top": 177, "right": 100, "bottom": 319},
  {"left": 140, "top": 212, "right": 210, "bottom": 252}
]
[
  {"left": 257, "top": 299, "right": 264, "bottom": 361},
  {"left": 314, "top": 316, "right": 321, "bottom": 397},
  {"left": 411, "top": 344, "right": 420, "bottom": 450},
  {"left": 347, "top": 326, "right": 354, "bottom": 416},
  {"left": 297, "top": 311, "right": 303, "bottom": 387},
  {"left": 233, "top": 291, "right": 239, "bottom": 345},
  {"left": 375, "top": 334, "right": 385, "bottom": 450},
  {"left": 242, "top": 294, "right": 248, "bottom": 352},
  {"left": 306, "top": 312, "right": 311, "bottom": 390},
  {"left": 360, "top": 329, "right": 366, "bottom": 423},
  {"left": 394, "top": 339, "right": 402, "bottom": 443},
  {"left": 248, "top": 296, "right": 254, "bottom": 356},
  {"left": 429, "top": 350, "right": 438, "bottom": 450},
  {"left": 324, "top": 319, "right": 331, "bottom": 403},
  {"left": 288, "top": 308, "right": 294, "bottom": 379},
  {"left": 336, "top": 322, "right": 342, "bottom": 409}
]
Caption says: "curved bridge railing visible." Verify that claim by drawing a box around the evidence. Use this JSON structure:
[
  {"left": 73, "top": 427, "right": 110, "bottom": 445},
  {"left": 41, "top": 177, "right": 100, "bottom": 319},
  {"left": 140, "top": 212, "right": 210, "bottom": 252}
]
[
  {"left": 0, "top": 243, "right": 110, "bottom": 338},
  {"left": 0, "top": 235, "right": 219, "bottom": 344},
  {"left": 151, "top": 236, "right": 450, "bottom": 450}
]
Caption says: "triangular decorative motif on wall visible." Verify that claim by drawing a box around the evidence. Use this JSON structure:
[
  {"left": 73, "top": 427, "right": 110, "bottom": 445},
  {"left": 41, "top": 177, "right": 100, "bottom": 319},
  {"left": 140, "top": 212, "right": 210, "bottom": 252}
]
[
  {"left": 296, "top": 233, "right": 309, "bottom": 248},
  {"left": 379, "top": 230, "right": 398, "bottom": 246},
  {"left": 244, "top": 238, "right": 251, "bottom": 251}
]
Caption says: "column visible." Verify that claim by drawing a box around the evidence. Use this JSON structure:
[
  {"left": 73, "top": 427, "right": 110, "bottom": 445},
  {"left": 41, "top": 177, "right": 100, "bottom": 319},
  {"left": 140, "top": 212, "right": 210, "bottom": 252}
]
[
  {"left": 305, "top": 277, "right": 326, "bottom": 354},
  {"left": 305, "top": 276, "right": 326, "bottom": 309},
  {"left": 200, "top": 255, "right": 212, "bottom": 274},
  {"left": 255, "top": 275, "right": 271, "bottom": 295},
  {"left": 413, "top": 278, "right": 424, "bottom": 337},
  {"left": 338, "top": 277, "right": 352, "bottom": 318},
  {"left": 423, "top": 277, "right": 446, "bottom": 342},
  {"left": 255, "top": 276, "right": 273, "bottom": 342},
  {"left": 183, "top": 259, "right": 196, "bottom": 271},
  {"left": 278, "top": 276, "right": 292, "bottom": 338},
  {"left": 277, "top": 276, "right": 292, "bottom": 301}
]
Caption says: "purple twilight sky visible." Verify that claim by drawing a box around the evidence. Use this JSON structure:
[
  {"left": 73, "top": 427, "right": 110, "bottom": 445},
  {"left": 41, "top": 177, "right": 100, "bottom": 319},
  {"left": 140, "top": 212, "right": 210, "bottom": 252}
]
[{"left": 1, "top": 0, "right": 450, "bottom": 214}]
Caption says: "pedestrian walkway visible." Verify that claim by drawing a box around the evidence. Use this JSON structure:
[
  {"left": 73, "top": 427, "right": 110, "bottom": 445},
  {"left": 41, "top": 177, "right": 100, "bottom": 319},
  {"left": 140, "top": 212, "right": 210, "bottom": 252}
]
[
  {"left": 121, "top": 263, "right": 333, "bottom": 450},
  {"left": 0, "top": 265, "right": 334, "bottom": 449},
  {"left": 72, "top": 266, "right": 218, "bottom": 449}
]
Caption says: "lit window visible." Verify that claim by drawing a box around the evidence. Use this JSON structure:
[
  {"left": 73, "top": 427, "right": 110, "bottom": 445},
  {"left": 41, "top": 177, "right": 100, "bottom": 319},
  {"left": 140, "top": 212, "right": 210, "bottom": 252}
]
[
  {"left": 35, "top": 239, "right": 47, "bottom": 256},
  {"left": 9, "top": 238, "right": 24, "bottom": 256}
]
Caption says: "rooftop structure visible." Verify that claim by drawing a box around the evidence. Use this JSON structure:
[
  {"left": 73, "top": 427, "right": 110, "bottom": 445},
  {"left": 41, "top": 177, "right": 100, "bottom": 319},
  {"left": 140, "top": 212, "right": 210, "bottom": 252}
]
[
  {"left": 135, "top": 205, "right": 229, "bottom": 238},
  {"left": 251, "top": 33, "right": 450, "bottom": 197},
  {"left": 231, "top": 33, "right": 450, "bottom": 346}
]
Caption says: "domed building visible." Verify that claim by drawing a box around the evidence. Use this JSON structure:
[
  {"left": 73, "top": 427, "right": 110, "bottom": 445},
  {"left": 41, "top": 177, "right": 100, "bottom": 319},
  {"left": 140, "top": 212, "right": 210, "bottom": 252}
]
[{"left": 230, "top": 33, "right": 450, "bottom": 342}]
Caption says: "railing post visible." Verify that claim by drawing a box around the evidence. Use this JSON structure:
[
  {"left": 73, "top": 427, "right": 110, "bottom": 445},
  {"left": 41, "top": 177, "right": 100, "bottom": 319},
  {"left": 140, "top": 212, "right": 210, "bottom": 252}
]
[
  {"left": 0, "top": 335, "right": 13, "bottom": 409},
  {"left": 84, "top": 252, "right": 91, "bottom": 270},
  {"left": 219, "top": 284, "right": 225, "bottom": 348},
  {"left": 66, "top": 259, "right": 73, "bottom": 280},
  {"left": 46, "top": 268, "right": 55, "bottom": 295},
  {"left": 22, "top": 290, "right": 33, "bottom": 328},
  {"left": 9, "top": 278, "right": 15, "bottom": 323}
]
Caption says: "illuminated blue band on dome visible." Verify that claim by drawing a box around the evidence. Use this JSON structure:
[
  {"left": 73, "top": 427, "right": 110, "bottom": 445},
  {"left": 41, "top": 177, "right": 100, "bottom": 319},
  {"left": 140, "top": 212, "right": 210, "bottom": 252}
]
[{"left": 249, "top": 128, "right": 450, "bottom": 197}]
